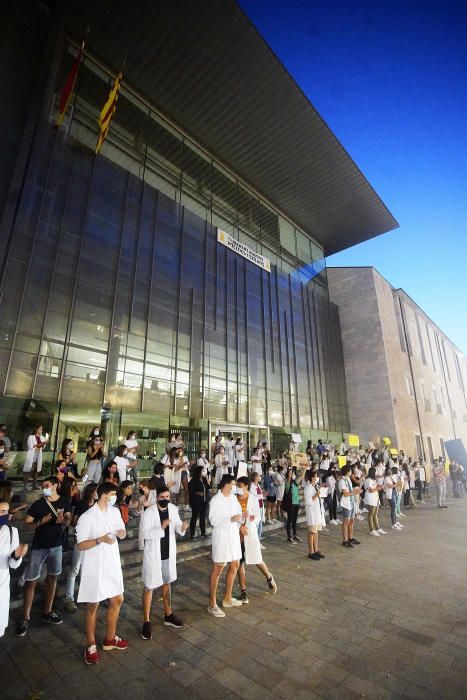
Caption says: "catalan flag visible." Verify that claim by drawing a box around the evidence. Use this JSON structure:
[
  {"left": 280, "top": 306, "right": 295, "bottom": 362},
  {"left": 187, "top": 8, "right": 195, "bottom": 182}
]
[
  {"left": 56, "top": 41, "right": 84, "bottom": 127},
  {"left": 95, "top": 71, "right": 122, "bottom": 154}
]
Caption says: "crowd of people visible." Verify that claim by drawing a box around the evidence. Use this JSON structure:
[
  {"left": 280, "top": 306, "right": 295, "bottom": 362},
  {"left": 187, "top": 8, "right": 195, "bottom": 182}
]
[{"left": 0, "top": 428, "right": 465, "bottom": 665}]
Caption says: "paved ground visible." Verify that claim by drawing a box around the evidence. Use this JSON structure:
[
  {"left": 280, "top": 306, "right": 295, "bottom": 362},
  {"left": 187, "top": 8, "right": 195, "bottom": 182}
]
[{"left": 2, "top": 494, "right": 467, "bottom": 700}]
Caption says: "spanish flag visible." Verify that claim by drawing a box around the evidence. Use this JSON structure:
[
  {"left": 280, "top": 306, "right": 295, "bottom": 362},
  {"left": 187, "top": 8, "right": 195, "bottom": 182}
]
[
  {"left": 95, "top": 72, "right": 122, "bottom": 154},
  {"left": 56, "top": 41, "right": 84, "bottom": 127}
]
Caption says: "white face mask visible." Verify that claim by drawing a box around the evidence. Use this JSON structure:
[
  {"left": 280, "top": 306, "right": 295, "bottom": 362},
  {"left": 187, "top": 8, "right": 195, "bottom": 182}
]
[
  {"left": 236, "top": 487, "right": 244, "bottom": 496},
  {"left": 43, "top": 487, "right": 53, "bottom": 497},
  {"left": 231, "top": 486, "right": 237, "bottom": 495},
  {"left": 108, "top": 495, "right": 117, "bottom": 506},
  {"left": 93, "top": 430, "right": 99, "bottom": 436}
]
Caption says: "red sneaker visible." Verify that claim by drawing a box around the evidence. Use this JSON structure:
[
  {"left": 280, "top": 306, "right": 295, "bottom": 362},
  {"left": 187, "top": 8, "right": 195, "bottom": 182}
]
[
  {"left": 84, "top": 643, "right": 99, "bottom": 665},
  {"left": 102, "top": 635, "right": 129, "bottom": 651}
]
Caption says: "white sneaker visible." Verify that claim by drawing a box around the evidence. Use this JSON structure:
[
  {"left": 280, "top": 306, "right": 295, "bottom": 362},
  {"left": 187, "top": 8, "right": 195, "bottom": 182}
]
[
  {"left": 369, "top": 530, "right": 380, "bottom": 536},
  {"left": 222, "top": 598, "right": 243, "bottom": 608},
  {"left": 207, "top": 605, "right": 225, "bottom": 618},
  {"left": 377, "top": 529, "right": 387, "bottom": 535},
  {"left": 356, "top": 515, "right": 365, "bottom": 521},
  {"left": 361, "top": 508, "right": 368, "bottom": 513},
  {"left": 392, "top": 524, "right": 400, "bottom": 530},
  {"left": 398, "top": 512, "right": 406, "bottom": 517},
  {"left": 397, "top": 523, "right": 404, "bottom": 528},
  {"left": 265, "top": 520, "right": 272, "bottom": 525},
  {"left": 335, "top": 519, "right": 342, "bottom": 525},
  {"left": 260, "top": 544, "right": 266, "bottom": 550}
]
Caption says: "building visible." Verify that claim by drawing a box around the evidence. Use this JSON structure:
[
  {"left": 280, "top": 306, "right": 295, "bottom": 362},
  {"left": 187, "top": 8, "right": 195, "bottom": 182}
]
[
  {"left": 0, "top": 1, "right": 397, "bottom": 468},
  {"left": 327, "top": 267, "right": 467, "bottom": 461}
]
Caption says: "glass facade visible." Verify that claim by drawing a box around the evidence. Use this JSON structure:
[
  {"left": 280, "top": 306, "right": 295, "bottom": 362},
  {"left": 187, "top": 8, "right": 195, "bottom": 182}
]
[{"left": 0, "top": 41, "right": 349, "bottom": 469}]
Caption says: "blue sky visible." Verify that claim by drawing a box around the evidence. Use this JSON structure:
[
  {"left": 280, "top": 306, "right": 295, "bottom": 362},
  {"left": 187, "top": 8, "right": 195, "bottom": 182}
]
[{"left": 240, "top": 0, "right": 467, "bottom": 354}]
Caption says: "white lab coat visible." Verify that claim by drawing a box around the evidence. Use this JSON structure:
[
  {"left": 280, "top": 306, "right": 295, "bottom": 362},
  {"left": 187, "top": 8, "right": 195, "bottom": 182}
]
[
  {"left": 76, "top": 503, "right": 125, "bottom": 603},
  {"left": 0, "top": 525, "right": 23, "bottom": 637},
  {"left": 162, "top": 455, "right": 189, "bottom": 495},
  {"left": 304, "top": 482, "right": 326, "bottom": 528},
  {"left": 242, "top": 494, "right": 262, "bottom": 566},
  {"left": 209, "top": 491, "right": 242, "bottom": 563},
  {"left": 23, "top": 434, "right": 46, "bottom": 473},
  {"left": 141, "top": 503, "right": 185, "bottom": 589}
]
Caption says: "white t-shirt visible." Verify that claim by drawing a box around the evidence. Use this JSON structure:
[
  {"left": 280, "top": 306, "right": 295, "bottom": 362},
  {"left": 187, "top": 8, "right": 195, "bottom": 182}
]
[
  {"left": 124, "top": 439, "right": 138, "bottom": 460},
  {"left": 364, "top": 478, "right": 379, "bottom": 507},
  {"left": 114, "top": 456, "right": 129, "bottom": 483},
  {"left": 338, "top": 477, "right": 353, "bottom": 510},
  {"left": 384, "top": 475, "right": 394, "bottom": 500}
]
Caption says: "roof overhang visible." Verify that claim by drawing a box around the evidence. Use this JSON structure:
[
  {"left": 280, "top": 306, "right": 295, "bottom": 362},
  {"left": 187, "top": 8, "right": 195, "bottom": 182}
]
[{"left": 63, "top": 0, "right": 398, "bottom": 255}]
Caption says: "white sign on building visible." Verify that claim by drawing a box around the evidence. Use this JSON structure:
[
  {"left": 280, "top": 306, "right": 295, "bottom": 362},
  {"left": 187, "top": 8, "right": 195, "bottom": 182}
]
[{"left": 217, "top": 229, "right": 271, "bottom": 273}]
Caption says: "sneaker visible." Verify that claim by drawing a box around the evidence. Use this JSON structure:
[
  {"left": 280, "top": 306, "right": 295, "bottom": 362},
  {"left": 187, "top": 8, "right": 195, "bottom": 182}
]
[
  {"left": 308, "top": 552, "right": 320, "bottom": 560},
  {"left": 398, "top": 512, "right": 407, "bottom": 517},
  {"left": 317, "top": 552, "right": 325, "bottom": 559},
  {"left": 222, "top": 598, "right": 242, "bottom": 608},
  {"left": 342, "top": 540, "right": 353, "bottom": 548},
  {"left": 141, "top": 621, "right": 152, "bottom": 640},
  {"left": 260, "top": 544, "right": 266, "bottom": 550},
  {"left": 361, "top": 508, "right": 368, "bottom": 513},
  {"left": 64, "top": 599, "right": 78, "bottom": 614},
  {"left": 287, "top": 537, "right": 297, "bottom": 544},
  {"left": 267, "top": 576, "right": 277, "bottom": 593},
  {"left": 102, "top": 635, "right": 129, "bottom": 651},
  {"left": 377, "top": 529, "right": 387, "bottom": 535},
  {"left": 265, "top": 519, "right": 273, "bottom": 525},
  {"left": 369, "top": 530, "right": 380, "bottom": 536},
  {"left": 207, "top": 604, "right": 225, "bottom": 618},
  {"left": 349, "top": 538, "right": 360, "bottom": 545},
  {"left": 397, "top": 523, "right": 404, "bottom": 528},
  {"left": 240, "top": 590, "right": 249, "bottom": 604},
  {"left": 335, "top": 519, "right": 342, "bottom": 524},
  {"left": 293, "top": 536, "right": 303, "bottom": 543},
  {"left": 356, "top": 515, "right": 365, "bottom": 521},
  {"left": 16, "top": 619, "right": 30, "bottom": 637},
  {"left": 42, "top": 611, "right": 63, "bottom": 625},
  {"left": 84, "top": 643, "right": 99, "bottom": 665},
  {"left": 164, "top": 613, "right": 184, "bottom": 628},
  {"left": 392, "top": 524, "right": 400, "bottom": 530}
]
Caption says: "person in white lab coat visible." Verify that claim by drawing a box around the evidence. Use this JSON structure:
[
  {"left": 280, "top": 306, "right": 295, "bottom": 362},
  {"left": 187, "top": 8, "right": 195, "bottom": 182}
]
[
  {"left": 235, "top": 477, "right": 277, "bottom": 604},
  {"left": 140, "top": 485, "right": 188, "bottom": 640},
  {"left": 0, "top": 501, "right": 28, "bottom": 637},
  {"left": 76, "top": 482, "right": 127, "bottom": 666},
  {"left": 303, "top": 470, "right": 326, "bottom": 560},
  {"left": 22, "top": 425, "right": 48, "bottom": 491},
  {"left": 208, "top": 474, "right": 243, "bottom": 618}
]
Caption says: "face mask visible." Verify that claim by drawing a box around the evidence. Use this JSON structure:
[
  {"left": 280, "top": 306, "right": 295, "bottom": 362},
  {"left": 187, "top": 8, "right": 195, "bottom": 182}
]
[
  {"left": 43, "top": 487, "right": 52, "bottom": 497},
  {"left": 139, "top": 488, "right": 145, "bottom": 495},
  {"left": 231, "top": 486, "right": 237, "bottom": 495},
  {"left": 93, "top": 430, "right": 99, "bottom": 436},
  {"left": 93, "top": 494, "right": 98, "bottom": 501},
  {"left": 123, "top": 451, "right": 128, "bottom": 457},
  {"left": 158, "top": 498, "right": 169, "bottom": 508},
  {"left": 59, "top": 467, "right": 68, "bottom": 474},
  {"left": 108, "top": 495, "right": 117, "bottom": 506},
  {"left": 0, "top": 450, "right": 4, "bottom": 457},
  {"left": 201, "top": 453, "right": 206, "bottom": 458},
  {"left": 236, "top": 487, "right": 244, "bottom": 496},
  {"left": 0, "top": 514, "right": 9, "bottom": 526}
]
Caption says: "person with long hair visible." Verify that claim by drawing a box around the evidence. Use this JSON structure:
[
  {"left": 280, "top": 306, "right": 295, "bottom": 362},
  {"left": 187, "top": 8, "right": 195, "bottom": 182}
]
[
  {"left": 304, "top": 469, "right": 326, "bottom": 560},
  {"left": 22, "top": 425, "right": 48, "bottom": 491},
  {"left": 85, "top": 432, "right": 106, "bottom": 484},
  {"left": 57, "top": 438, "right": 78, "bottom": 478},
  {"left": 101, "top": 461, "right": 120, "bottom": 487},
  {"left": 283, "top": 468, "right": 302, "bottom": 544},
  {"left": 364, "top": 467, "right": 385, "bottom": 537},
  {"left": 188, "top": 465, "right": 209, "bottom": 538},
  {"left": 64, "top": 481, "right": 98, "bottom": 613}
]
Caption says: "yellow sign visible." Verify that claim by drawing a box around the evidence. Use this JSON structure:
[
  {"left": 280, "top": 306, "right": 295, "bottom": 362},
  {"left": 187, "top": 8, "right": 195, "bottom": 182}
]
[
  {"left": 390, "top": 448, "right": 399, "bottom": 456},
  {"left": 348, "top": 434, "right": 359, "bottom": 447},
  {"left": 445, "top": 461, "right": 450, "bottom": 474},
  {"left": 382, "top": 437, "right": 391, "bottom": 446},
  {"left": 338, "top": 456, "right": 347, "bottom": 468},
  {"left": 290, "top": 452, "right": 309, "bottom": 470}
]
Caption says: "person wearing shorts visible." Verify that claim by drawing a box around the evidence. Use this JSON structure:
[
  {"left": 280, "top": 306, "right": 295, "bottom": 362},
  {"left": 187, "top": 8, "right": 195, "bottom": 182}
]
[
  {"left": 338, "top": 465, "right": 360, "bottom": 549},
  {"left": 140, "top": 485, "right": 188, "bottom": 640},
  {"left": 16, "top": 477, "right": 71, "bottom": 637}
]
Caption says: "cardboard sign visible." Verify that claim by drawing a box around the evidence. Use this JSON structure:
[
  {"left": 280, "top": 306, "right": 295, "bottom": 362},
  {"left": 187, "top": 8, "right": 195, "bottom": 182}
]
[
  {"left": 390, "top": 448, "right": 399, "bottom": 456},
  {"left": 290, "top": 452, "right": 308, "bottom": 470},
  {"left": 348, "top": 434, "right": 360, "bottom": 448},
  {"left": 319, "top": 486, "right": 329, "bottom": 498},
  {"left": 382, "top": 437, "right": 391, "bottom": 446},
  {"left": 338, "top": 456, "right": 347, "bottom": 468}
]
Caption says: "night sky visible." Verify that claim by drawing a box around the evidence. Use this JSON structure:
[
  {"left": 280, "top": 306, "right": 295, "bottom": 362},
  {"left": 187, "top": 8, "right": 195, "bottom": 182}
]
[{"left": 240, "top": 0, "right": 467, "bottom": 353}]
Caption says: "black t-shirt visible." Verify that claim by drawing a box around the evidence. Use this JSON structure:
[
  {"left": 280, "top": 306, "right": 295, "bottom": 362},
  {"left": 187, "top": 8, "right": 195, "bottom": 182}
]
[
  {"left": 28, "top": 496, "right": 70, "bottom": 550},
  {"left": 159, "top": 506, "right": 170, "bottom": 560},
  {"left": 73, "top": 500, "right": 92, "bottom": 521}
]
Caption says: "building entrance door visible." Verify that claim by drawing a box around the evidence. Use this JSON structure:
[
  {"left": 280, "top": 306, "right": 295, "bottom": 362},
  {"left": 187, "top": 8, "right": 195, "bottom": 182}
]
[{"left": 208, "top": 422, "right": 270, "bottom": 462}]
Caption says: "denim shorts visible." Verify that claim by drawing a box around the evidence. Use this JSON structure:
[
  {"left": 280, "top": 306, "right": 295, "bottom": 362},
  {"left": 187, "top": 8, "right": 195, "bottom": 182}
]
[
  {"left": 25, "top": 546, "right": 63, "bottom": 580},
  {"left": 341, "top": 506, "right": 355, "bottom": 520}
]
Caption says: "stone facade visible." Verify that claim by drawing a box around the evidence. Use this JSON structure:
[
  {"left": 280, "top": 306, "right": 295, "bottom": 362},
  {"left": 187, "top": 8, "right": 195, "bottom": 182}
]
[{"left": 328, "top": 267, "right": 467, "bottom": 461}]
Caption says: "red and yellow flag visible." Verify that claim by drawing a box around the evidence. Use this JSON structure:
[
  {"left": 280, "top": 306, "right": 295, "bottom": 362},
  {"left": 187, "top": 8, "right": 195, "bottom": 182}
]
[
  {"left": 56, "top": 41, "right": 84, "bottom": 127},
  {"left": 95, "top": 72, "right": 122, "bottom": 154}
]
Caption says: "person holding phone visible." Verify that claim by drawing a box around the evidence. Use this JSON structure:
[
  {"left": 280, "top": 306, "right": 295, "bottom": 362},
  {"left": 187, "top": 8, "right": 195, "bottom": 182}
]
[
  {"left": 16, "top": 477, "right": 71, "bottom": 637},
  {"left": 22, "top": 425, "right": 48, "bottom": 491},
  {"left": 76, "top": 482, "right": 127, "bottom": 665}
]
